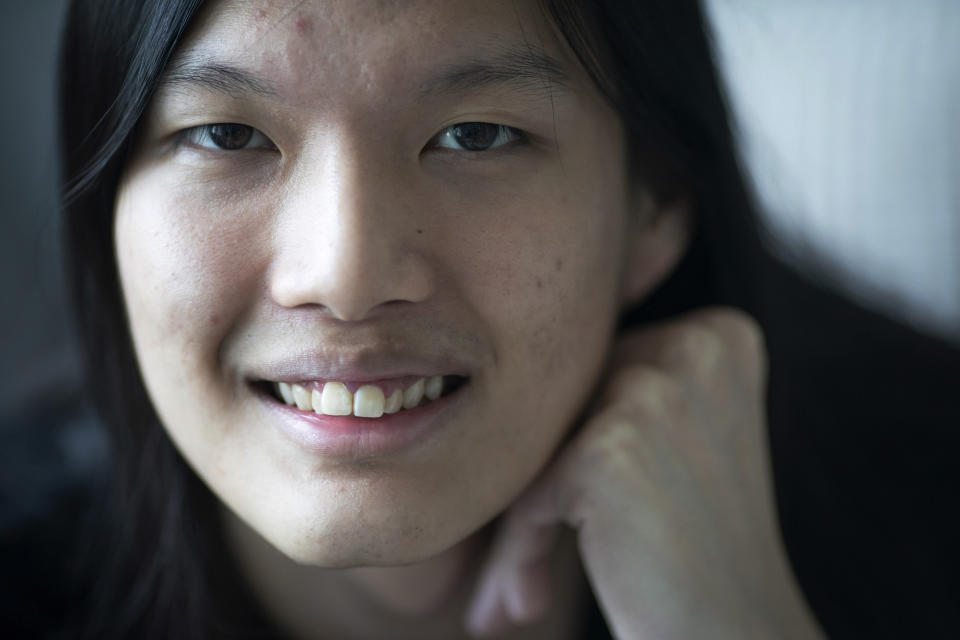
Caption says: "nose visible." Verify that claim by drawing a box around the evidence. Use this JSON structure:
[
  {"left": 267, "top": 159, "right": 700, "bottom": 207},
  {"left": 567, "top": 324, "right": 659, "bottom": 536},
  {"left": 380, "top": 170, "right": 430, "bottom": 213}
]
[{"left": 268, "top": 144, "right": 434, "bottom": 321}]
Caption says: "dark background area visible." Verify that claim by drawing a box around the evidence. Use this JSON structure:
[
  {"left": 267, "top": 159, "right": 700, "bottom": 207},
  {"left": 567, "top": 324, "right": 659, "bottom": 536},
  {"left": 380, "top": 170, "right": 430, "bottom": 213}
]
[
  {"left": 1, "top": 1, "right": 76, "bottom": 422},
  {"left": 0, "top": 1, "right": 102, "bottom": 533}
]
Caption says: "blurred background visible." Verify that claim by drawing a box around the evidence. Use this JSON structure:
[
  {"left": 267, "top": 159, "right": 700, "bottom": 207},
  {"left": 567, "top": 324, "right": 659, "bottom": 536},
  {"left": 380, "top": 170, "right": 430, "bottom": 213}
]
[
  {"left": 707, "top": 0, "right": 959, "bottom": 345},
  {"left": 1, "top": 0, "right": 958, "bottom": 432},
  {"left": 1, "top": 0, "right": 75, "bottom": 421}
]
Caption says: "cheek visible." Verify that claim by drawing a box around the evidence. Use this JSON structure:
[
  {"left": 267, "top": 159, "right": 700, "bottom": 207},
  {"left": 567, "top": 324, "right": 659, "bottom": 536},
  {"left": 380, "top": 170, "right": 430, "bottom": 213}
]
[
  {"left": 519, "top": 137, "right": 628, "bottom": 382},
  {"left": 441, "top": 152, "right": 627, "bottom": 469},
  {"left": 497, "top": 230, "right": 620, "bottom": 387},
  {"left": 114, "top": 176, "right": 269, "bottom": 380},
  {"left": 450, "top": 161, "right": 627, "bottom": 382}
]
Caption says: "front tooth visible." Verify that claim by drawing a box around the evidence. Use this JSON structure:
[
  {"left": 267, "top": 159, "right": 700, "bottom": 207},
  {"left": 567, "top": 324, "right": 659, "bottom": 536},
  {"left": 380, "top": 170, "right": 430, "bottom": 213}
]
[
  {"left": 403, "top": 378, "right": 425, "bottom": 409},
  {"left": 384, "top": 389, "right": 402, "bottom": 414},
  {"left": 321, "top": 382, "right": 353, "bottom": 416},
  {"left": 311, "top": 388, "right": 323, "bottom": 413},
  {"left": 278, "top": 382, "right": 295, "bottom": 405},
  {"left": 425, "top": 376, "right": 443, "bottom": 400},
  {"left": 354, "top": 385, "right": 385, "bottom": 418},
  {"left": 291, "top": 384, "right": 312, "bottom": 411}
]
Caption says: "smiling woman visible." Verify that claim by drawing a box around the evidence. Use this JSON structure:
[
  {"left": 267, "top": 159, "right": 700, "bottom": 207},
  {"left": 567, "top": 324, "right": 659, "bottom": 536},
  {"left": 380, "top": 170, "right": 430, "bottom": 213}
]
[
  {"left": 116, "top": 0, "right": 634, "bottom": 578},
  {"left": 8, "top": 0, "right": 956, "bottom": 639}
]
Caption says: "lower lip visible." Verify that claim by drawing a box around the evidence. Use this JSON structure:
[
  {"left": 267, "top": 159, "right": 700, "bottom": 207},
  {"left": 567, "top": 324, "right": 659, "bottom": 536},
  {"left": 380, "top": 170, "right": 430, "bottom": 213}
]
[{"left": 257, "top": 383, "right": 469, "bottom": 458}]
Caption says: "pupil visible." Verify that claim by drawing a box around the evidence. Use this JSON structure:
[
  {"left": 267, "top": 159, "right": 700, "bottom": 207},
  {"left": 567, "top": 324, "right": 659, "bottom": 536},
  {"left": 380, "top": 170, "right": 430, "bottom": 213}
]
[
  {"left": 452, "top": 122, "right": 499, "bottom": 151},
  {"left": 210, "top": 123, "right": 252, "bottom": 149}
]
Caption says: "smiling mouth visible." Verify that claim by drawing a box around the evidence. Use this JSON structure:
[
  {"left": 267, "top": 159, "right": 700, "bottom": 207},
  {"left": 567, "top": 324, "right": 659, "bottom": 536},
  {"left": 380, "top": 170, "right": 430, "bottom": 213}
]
[{"left": 262, "top": 375, "right": 468, "bottom": 418}]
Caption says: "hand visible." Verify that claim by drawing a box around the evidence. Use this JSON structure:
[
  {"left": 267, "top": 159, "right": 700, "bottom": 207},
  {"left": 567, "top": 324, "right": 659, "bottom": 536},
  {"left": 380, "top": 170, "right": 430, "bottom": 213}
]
[{"left": 464, "top": 307, "right": 824, "bottom": 639}]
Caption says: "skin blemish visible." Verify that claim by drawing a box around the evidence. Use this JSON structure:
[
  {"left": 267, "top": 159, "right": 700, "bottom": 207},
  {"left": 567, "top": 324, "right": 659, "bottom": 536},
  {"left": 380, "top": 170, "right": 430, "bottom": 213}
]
[
  {"left": 555, "top": 258, "right": 564, "bottom": 272},
  {"left": 295, "top": 15, "right": 314, "bottom": 34},
  {"left": 536, "top": 277, "right": 543, "bottom": 290},
  {"left": 416, "top": 229, "right": 423, "bottom": 235}
]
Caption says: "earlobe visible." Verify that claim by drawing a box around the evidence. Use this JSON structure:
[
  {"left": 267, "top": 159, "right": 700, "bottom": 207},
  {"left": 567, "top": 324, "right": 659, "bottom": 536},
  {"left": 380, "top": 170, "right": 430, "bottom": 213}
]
[{"left": 619, "top": 191, "right": 693, "bottom": 309}]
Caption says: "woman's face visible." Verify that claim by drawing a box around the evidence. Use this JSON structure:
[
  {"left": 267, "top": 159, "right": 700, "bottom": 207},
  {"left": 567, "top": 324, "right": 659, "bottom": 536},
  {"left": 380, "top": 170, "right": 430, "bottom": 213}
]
[{"left": 115, "top": 0, "right": 669, "bottom": 566}]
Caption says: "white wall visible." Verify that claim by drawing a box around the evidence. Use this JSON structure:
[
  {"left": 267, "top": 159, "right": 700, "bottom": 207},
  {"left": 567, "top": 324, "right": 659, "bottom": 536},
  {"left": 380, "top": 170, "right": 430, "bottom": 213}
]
[{"left": 705, "top": 0, "right": 960, "bottom": 343}]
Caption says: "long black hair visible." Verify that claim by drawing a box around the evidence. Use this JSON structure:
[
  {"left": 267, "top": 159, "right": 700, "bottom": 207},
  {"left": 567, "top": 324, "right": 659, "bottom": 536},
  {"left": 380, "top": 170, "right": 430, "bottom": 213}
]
[
  {"left": 60, "top": 1, "right": 282, "bottom": 637},
  {"left": 57, "top": 1, "right": 959, "bottom": 638}
]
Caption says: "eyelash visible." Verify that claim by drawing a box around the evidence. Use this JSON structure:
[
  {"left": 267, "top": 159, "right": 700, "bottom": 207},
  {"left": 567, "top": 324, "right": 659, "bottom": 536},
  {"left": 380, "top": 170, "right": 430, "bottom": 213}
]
[
  {"left": 177, "top": 121, "right": 526, "bottom": 153},
  {"left": 428, "top": 122, "right": 526, "bottom": 152},
  {"left": 178, "top": 123, "right": 273, "bottom": 151}
]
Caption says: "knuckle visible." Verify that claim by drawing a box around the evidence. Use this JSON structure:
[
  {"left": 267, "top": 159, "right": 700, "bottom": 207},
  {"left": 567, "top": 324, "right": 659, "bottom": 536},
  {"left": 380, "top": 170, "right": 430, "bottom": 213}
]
[
  {"left": 693, "top": 306, "right": 768, "bottom": 376},
  {"left": 579, "top": 412, "right": 643, "bottom": 476},
  {"left": 605, "top": 365, "right": 686, "bottom": 419},
  {"left": 725, "top": 312, "right": 768, "bottom": 374},
  {"left": 665, "top": 325, "right": 724, "bottom": 372}
]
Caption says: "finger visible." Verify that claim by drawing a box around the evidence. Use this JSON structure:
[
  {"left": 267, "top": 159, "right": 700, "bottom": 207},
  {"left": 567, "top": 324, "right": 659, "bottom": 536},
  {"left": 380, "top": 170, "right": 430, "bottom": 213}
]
[
  {"left": 502, "top": 552, "right": 553, "bottom": 624},
  {"left": 610, "top": 306, "right": 767, "bottom": 395},
  {"left": 615, "top": 306, "right": 762, "bottom": 362},
  {"left": 464, "top": 564, "right": 511, "bottom": 638},
  {"left": 465, "top": 517, "right": 560, "bottom": 635},
  {"left": 465, "top": 466, "right": 571, "bottom": 636}
]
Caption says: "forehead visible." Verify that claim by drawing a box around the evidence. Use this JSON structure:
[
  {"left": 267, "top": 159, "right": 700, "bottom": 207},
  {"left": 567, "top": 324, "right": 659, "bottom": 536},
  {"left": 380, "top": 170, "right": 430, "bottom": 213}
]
[{"left": 172, "top": 0, "right": 584, "bottom": 109}]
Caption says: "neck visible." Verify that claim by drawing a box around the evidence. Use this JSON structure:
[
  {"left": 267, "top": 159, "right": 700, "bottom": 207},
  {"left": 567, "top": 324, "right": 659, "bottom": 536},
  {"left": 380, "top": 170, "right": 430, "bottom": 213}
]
[{"left": 221, "top": 508, "right": 589, "bottom": 640}]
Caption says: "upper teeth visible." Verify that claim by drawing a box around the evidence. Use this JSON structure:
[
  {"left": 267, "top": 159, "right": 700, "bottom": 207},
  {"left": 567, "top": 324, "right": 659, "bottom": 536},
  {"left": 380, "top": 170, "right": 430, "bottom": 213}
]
[{"left": 275, "top": 376, "right": 448, "bottom": 417}]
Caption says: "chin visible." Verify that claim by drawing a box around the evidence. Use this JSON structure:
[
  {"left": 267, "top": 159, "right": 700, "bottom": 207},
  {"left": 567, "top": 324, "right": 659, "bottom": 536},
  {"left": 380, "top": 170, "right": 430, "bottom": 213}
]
[
  {"left": 248, "top": 500, "right": 478, "bottom": 569},
  {"left": 275, "top": 530, "right": 466, "bottom": 571}
]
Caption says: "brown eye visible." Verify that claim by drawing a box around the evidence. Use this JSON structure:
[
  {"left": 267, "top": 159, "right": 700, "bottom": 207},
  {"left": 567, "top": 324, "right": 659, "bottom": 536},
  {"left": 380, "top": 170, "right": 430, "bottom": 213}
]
[
  {"left": 182, "top": 123, "right": 273, "bottom": 151},
  {"left": 208, "top": 123, "right": 252, "bottom": 149},
  {"left": 451, "top": 122, "right": 499, "bottom": 151},
  {"left": 431, "top": 122, "right": 523, "bottom": 152}
]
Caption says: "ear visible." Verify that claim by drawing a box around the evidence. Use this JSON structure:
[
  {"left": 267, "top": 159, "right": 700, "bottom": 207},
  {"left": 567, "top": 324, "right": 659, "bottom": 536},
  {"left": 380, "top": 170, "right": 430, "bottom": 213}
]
[{"left": 619, "top": 189, "right": 693, "bottom": 309}]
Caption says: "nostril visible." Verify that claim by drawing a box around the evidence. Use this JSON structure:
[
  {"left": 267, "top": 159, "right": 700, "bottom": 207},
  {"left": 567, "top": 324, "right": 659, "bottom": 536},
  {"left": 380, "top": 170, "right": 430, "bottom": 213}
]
[{"left": 268, "top": 237, "right": 436, "bottom": 321}]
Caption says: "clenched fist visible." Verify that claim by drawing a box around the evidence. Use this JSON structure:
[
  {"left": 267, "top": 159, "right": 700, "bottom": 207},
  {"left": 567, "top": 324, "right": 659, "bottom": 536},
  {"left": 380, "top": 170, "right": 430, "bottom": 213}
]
[{"left": 466, "top": 307, "right": 825, "bottom": 639}]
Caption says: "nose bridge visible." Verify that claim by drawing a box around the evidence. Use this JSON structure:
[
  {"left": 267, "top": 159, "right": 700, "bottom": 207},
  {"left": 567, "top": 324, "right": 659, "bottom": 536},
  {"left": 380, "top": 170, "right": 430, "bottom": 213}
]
[{"left": 269, "top": 136, "right": 432, "bottom": 320}]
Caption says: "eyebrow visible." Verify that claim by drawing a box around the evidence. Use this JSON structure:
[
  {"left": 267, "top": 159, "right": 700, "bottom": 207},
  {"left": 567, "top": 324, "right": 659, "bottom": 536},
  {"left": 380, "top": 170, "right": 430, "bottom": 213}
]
[
  {"left": 419, "top": 44, "right": 572, "bottom": 99},
  {"left": 161, "top": 58, "right": 278, "bottom": 98},
  {"left": 159, "top": 43, "right": 572, "bottom": 101}
]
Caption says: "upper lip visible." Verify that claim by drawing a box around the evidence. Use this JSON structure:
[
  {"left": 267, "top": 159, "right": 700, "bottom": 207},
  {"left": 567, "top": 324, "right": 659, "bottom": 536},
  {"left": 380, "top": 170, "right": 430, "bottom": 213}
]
[
  {"left": 231, "top": 314, "right": 485, "bottom": 384},
  {"left": 245, "top": 344, "right": 475, "bottom": 384}
]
